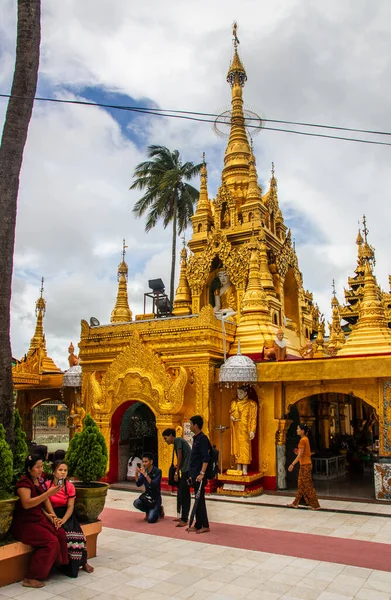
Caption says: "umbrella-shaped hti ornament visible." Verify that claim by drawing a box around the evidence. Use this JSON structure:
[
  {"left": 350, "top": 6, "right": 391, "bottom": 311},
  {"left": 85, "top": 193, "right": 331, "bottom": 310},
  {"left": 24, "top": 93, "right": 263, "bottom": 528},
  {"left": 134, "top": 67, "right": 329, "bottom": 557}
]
[{"left": 219, "top": 339, "right": 258, "bottom": 388}]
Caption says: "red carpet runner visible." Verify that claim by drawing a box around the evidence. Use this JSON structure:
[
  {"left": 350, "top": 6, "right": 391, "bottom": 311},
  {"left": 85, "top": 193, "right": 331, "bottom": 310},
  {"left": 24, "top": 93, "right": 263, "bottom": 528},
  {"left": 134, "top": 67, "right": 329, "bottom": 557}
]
[{"left": 101, "top": 507, "right": 391, "bottom": 572}]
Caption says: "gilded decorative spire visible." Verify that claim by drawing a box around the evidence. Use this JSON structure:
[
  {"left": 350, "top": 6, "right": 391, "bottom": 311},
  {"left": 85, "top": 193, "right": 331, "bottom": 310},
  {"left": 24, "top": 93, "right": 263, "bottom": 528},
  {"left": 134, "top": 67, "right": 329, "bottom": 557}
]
[
  {"left": 314, "top": 314, "right": 327, "bottom": 358},
  {"left": 338, "top": 260, "right": 391, "bottom": 356},
  {"left": 111, "top": 239, "right": 132, "bottom": 323},
  {"left": 26, "top": 278, "right": 61, "bottom": 372},
  {"left": 28, "top": 277, "right": 46, "bottom": 355},
  {"left": 172, "top": 239, "right": 192, "bottom": 316},
  {"left": 268, "top": 162, "right": 279, "bottom": 212},
  {"left": 223, "top": 22, "right": 252, "bottom": 190},
  {"left": 234, "top": 241, "right": 273, "bottom": 354},
  {"left": 195, "top": 153, "right": 211, "bottom": 214},
  {"left": 245, "top": 153, "right": 262, "bottom": 203},
  {"left": 327, "top": 280, "right": 345, "bottom": 354},
  {"left": 258, "top": 229, "right": 275, "bottom": 293}
]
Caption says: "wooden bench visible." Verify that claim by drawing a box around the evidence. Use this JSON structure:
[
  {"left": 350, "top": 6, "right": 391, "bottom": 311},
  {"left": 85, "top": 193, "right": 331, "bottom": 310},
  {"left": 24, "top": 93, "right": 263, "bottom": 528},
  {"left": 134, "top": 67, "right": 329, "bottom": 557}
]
[{"left": 0, "top": 521, "right": 102, "bottom": 588}]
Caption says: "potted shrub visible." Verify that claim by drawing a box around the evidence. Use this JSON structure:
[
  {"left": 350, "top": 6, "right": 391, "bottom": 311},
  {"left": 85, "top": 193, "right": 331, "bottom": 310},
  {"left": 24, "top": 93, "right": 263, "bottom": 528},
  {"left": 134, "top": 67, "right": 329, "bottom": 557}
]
[
  {"left": 0, "top": 424, "right": 18, "bottom": 540},
  {"left": 66, "top": 414, "right": 109, "bottom": 522}
]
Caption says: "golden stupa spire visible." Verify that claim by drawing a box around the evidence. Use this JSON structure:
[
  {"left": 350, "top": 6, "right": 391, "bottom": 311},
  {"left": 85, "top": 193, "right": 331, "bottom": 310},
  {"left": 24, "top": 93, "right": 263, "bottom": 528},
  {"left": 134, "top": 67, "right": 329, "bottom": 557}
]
[
  {"left": 28, "top": 277, "right": 46, "bottom": 355},
  {"left": 172, "top": 238, "right": 192, "bottom": 316},
  {"left": 195, "top": 153, "right": 211, "bottom": 214},
  {"left": 111, "top": 239, "right": 132, "bottom": 323},
  {"left": 327, "top": 280, "right": 345, "bottom": 353},
  {"left": 338, "top": 260, "right": 391, "bottom": 356},
  {"left": 26, "top": 278, "right": 61, "bottom": 372},
  {"left": 258, "top": 229, "right": 275, "bottom": 293},
  {"left": 245, "top": 151, "right": 262, "bottom": 203},
  {"left": 234, "top": 241, "right": 273, "bottom": 354},
  {"left": 222, "top": 22, "right": 252, "bottom": 190}
]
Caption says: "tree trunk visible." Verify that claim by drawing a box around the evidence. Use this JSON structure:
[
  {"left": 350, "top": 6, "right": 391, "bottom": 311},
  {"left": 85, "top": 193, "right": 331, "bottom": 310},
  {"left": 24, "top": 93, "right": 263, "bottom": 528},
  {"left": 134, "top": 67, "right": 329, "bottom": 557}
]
[
  {"left": 169, "top": 201, "right": 177, "bottom": 304},
  {"left": 0, "top": 0, "right": 41, "bottom": 443}
]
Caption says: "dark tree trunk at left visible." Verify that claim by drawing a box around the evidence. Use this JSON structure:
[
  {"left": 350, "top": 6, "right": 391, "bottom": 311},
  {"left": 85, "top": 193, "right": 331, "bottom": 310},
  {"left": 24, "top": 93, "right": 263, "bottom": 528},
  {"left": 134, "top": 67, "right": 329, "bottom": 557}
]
[{"left": 0, "top": 0, "right": 41, "bottom": 443}]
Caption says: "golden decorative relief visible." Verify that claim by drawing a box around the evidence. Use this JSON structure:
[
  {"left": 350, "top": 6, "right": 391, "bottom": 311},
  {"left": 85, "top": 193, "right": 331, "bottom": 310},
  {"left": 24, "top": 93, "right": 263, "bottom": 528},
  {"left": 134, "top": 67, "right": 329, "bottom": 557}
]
[{"left": 87, "top": 332, "right": 188, "bottom": 418}]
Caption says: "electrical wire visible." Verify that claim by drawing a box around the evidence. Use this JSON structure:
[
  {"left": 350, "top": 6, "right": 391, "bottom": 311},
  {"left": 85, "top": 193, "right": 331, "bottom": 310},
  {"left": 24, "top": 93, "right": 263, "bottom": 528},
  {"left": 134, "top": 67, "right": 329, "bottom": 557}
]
[{"left": 1, "top": 92, "right": 391, "bottom": 147}]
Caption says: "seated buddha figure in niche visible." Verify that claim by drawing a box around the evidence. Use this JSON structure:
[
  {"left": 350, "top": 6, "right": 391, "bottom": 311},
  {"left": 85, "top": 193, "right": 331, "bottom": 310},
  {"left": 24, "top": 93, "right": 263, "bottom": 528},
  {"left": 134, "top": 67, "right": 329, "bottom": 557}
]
[{"left": 212, "top": 269, "right": 237, "bottom": 320}]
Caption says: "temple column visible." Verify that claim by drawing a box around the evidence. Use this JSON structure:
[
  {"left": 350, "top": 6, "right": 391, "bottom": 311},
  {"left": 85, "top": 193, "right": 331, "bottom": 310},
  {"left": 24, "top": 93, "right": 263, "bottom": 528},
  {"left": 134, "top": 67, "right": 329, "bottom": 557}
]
[
  {"left": 275, "top": 419, "right": 293, "bottom": 489},
  {"left": 191, "top": 292, "right": 201, "bottom": 315},
  {"left": 338, "top": 395, "right": 347, "bottom": 435},
  {"left": 96, "top": 415, "right": 111, "bottom": 472},
  {"left": 354, "top": 397, "right": 365, "bottom": 434},
  {"left": 318, "top": 395, "right": 331, "bottom": 449},
  {"left": 156, "top": 415, "right": 183, "bottom": 478}
]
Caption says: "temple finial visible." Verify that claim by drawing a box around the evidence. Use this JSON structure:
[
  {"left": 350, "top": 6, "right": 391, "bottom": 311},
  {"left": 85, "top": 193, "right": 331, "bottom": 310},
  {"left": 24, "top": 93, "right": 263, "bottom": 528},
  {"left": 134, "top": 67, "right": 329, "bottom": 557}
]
[
  {"left": 332, "top": 279, "right": 336, "bottom": 297},
  {"left": 271, "top": 162, "right": 275, "bottom": 178},
  {"left": 362, "top": 214, "right": 368, "bottom": 243},
  {"left": 227, "top": 22, "right": 247, "bottom": 87},
  {"left": 232, "top": 21, "right": 240, "bottom": 48},
  {"left": 122, "top": 238, "right": 128, "bottom": 262}
]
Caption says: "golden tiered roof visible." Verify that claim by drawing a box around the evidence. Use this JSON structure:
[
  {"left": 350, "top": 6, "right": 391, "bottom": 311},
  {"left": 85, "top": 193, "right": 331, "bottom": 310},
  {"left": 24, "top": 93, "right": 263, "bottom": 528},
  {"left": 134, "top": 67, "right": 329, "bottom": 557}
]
[
  {"left": 338, "top": 261, "right": 391, "bottom": 356},
  {"left": 13, "top": 278, "right": 62, "bottom": 385}
]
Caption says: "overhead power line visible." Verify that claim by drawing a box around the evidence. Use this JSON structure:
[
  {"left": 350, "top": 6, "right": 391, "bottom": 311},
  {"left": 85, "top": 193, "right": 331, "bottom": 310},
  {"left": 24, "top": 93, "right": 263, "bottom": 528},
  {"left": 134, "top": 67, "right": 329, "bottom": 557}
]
[{"left": 1, "top": 92, "right": 391, "bottom": 147}]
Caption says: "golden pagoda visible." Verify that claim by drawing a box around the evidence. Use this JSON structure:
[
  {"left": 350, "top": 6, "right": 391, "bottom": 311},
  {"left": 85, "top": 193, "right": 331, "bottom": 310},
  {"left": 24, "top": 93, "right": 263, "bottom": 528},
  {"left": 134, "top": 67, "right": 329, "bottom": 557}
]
[
  {"left": 12, "top": 278, "right": 63, "bottom": 441},
  {"left": 15, "top": 25, "right": 391, "bottom": 497}
]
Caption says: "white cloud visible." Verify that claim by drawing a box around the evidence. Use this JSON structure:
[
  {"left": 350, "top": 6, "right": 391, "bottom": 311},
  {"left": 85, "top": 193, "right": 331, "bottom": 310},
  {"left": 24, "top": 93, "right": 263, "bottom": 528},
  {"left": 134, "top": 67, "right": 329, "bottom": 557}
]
[{"left": 2, "top": 0, "right": 391, "bottom": 369}]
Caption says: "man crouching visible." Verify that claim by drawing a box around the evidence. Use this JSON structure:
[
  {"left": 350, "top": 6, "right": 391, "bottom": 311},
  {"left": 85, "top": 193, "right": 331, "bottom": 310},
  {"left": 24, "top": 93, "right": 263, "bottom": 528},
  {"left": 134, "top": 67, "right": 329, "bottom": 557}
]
[{"left": 133, "top": 452, "right": 164, "bottom": 523}]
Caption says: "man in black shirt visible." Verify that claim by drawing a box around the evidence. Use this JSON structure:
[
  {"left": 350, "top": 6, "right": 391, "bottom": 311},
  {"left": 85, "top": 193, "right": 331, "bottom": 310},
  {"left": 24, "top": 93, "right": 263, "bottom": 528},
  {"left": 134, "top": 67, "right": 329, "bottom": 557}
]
[
  {"left": 188, "top": 415, "right": 210, "bottom": 534},
  {"left": 163, "top": 428, "right": 191, "bottom": 527},
  {"left": 134, "top": 452, "right": 163, "bottom": 523}
]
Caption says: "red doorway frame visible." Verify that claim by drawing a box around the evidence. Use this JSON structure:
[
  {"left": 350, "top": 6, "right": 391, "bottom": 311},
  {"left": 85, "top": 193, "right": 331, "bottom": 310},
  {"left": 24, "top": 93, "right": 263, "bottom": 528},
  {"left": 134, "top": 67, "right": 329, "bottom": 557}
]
[{"left": 106, "top": 400, "right": 135, "bottom": 483}]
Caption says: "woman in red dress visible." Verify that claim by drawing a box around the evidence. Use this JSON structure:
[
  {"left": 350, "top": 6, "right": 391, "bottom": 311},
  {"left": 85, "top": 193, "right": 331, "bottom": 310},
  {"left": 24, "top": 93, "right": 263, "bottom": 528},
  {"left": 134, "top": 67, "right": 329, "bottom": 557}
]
[
  {"left": 11, "top": 455, "right": 69, "bottom": 588},
  {"left": 44, "top": 460, "right": 94, "bottom": 577}
]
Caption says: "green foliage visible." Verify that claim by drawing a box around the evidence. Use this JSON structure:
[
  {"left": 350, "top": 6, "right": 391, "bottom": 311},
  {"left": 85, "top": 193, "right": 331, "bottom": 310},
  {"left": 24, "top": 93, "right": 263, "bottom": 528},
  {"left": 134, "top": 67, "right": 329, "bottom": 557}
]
[
  {"left": 0, "top": 424, "right": 14, "bottom": 499},
  {"left": 13, "top": 409, "right": 28, "bottom": 482},
  {"left": 130, "top": 145, "right": 202, "bottom": 301},
  {"left": 66, "top": 414, "right": 108, "bottom": 484}
]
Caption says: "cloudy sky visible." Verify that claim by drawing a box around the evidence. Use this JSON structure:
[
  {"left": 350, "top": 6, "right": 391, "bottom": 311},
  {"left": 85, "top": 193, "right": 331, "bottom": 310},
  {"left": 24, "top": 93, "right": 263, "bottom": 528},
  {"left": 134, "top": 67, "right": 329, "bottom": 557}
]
[{"left": 1, "top": 0, "right": 391, "bottom": 370}]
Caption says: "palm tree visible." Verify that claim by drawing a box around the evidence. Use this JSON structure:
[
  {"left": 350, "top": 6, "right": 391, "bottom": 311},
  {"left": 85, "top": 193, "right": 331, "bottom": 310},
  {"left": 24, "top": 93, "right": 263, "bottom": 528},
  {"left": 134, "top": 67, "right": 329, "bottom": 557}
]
[
  {"left": 131, "top": 145, "right": 202, "bottom": 303},
  {"left": 0, "top": 0, "right": 41, "bottom": 442}
]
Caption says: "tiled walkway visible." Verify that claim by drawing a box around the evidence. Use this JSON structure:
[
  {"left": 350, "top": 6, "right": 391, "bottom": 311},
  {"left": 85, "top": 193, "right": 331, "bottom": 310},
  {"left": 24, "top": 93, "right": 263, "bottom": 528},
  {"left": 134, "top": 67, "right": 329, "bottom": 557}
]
[{"left": 1, "top": 489, "right": 391, "bottom": 600}]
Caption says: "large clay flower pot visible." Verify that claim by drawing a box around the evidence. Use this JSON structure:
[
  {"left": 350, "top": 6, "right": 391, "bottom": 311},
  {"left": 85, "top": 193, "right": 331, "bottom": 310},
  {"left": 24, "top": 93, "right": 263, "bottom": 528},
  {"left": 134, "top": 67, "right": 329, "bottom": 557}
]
[
  {"left": 0, "top": 497, "right": 19, "bottom": 540},
  {"left": 73, "top": 482, "right": 109, "bottom": 522}
]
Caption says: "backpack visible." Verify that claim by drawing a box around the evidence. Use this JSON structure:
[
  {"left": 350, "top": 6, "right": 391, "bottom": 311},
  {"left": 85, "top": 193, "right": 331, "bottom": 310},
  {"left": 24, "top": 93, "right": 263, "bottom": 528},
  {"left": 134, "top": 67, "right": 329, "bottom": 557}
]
[{"left": 205, "top": 440, "right": 219, "bottom": 480}]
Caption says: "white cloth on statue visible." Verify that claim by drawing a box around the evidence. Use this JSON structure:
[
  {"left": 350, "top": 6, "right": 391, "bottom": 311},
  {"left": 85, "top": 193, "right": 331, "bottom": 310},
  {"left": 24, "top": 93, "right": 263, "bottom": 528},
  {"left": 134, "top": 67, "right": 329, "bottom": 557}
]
[{"left": 127, "top": 456, "right": 141, "bottom": 478}]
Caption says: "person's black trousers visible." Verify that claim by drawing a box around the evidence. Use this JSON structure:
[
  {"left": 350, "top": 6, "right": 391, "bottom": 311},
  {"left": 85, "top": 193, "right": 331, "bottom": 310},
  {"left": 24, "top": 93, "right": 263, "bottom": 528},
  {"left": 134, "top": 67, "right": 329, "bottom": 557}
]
[
  {"left": 193, "top": 479, "right": 209, "bottom": 529},
  {"left": 178, "top": 471, "right": 191, "bottom": 522}
]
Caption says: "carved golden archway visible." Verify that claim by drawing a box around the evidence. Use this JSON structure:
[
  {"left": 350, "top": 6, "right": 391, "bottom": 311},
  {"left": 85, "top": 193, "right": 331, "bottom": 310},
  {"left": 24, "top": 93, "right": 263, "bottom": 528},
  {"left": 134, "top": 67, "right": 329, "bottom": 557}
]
[
  {"left": 286, "top": 381, "right": 380, "bottom": 413},
  {"left": 83, "top": 332, "right": 188, "bottom": 420}
]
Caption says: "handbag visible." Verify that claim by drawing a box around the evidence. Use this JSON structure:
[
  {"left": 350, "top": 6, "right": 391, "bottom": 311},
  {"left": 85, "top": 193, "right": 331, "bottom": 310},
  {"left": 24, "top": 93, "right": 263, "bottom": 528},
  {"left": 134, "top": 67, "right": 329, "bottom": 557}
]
[
  {"left": 168, "top": 447, "right": 179, "bottom": 487},
  {"left": 139, "top": 492, "right": 156, "bottom": 509}
]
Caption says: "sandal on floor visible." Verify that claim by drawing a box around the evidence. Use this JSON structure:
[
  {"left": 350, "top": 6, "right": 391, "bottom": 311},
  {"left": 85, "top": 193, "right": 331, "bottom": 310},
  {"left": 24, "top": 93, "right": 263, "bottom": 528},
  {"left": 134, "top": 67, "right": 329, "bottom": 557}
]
[{"left": 287, "top": 503, "right": 298, "bottom": 508}]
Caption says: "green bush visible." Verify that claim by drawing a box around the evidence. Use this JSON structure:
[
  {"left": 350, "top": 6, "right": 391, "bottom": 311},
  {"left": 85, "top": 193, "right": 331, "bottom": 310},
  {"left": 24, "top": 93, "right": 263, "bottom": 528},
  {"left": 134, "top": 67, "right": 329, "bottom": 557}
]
[
  {"left": 66, "top": 414, "right": 108, "bottom": 484},
  {"left": 13, "top": 409, "right": 28, "bottom": 482},
  {"left": 0, "top": 424, "right": 14, "bottom": 499}
]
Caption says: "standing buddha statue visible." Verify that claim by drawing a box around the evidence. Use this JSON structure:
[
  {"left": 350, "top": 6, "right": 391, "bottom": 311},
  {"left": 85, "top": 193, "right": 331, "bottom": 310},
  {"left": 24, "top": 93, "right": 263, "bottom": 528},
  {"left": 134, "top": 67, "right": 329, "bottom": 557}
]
[{"left": 230, "top": 386, "right": 258, "bottom": 475}]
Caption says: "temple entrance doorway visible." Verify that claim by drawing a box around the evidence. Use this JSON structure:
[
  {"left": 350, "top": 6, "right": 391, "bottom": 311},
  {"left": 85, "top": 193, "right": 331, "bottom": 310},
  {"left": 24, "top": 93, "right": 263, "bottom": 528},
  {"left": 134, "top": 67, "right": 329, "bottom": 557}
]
[
  {"left": 285, "top": 393, "right": 379, "bottom": 500},
  {"left": 31, "top": 399, "right": 69, "bottom": 453},
  {"left": 108, "top": 400, "right": 157, "bottom": 484}
]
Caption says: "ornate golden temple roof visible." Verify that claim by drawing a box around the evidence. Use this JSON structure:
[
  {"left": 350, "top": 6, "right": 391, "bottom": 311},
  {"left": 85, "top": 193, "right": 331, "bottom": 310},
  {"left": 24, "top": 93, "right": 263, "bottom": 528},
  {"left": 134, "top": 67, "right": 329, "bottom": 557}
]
[
  {"left": 338, "top": 261, "right": 391, "bottom": 356},
  {"left": 111, "top": 239, "right": 133, "bottom": 323},
  {"left": 13, "top": 278, "right": 62, "bottom": 385}
]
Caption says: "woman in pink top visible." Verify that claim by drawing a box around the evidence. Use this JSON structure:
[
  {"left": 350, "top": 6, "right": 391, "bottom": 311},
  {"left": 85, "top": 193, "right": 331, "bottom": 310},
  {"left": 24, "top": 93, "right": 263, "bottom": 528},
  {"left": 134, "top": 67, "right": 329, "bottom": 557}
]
[{"left": 44, "top": 460, "right": 94, "bottom": 577}]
